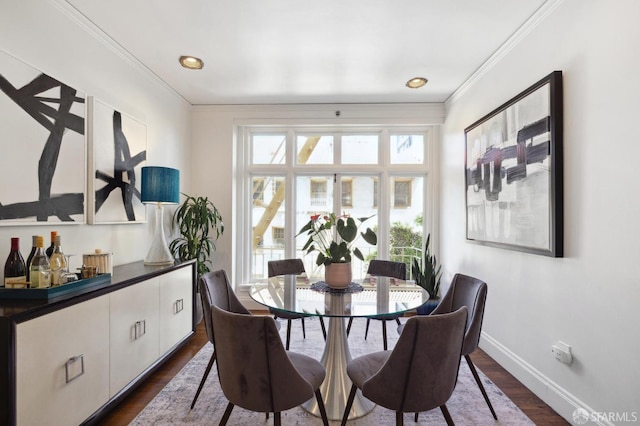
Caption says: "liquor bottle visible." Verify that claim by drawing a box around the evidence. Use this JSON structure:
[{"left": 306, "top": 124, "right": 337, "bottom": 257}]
[
  {"left": 49, "top": 235, "right": 67, "bottom": 286},
  {"left": 29, "top": 236, "right": 51, "bottom": 289},
  {"left": 45, "top": 231, "right": 57, "bottom": 258},
  {"left": 25, "top": 235, "right": 38, "bottom": 283},
  {"left": 4, "top": 238, "right": 27, "bottom": 288}
]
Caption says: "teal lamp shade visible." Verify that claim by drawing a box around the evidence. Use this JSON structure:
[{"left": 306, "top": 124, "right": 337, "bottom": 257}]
[
  {"left": 141, "top": 167, "right": 180, "bottom": 204},
  {"left": 141, "top": 166, "right": 180, "bottom": 265}
]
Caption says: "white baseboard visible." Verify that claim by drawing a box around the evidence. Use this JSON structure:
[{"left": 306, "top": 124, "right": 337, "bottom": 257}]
[{"left": 479, "top": 332, "right": 611, "bottom": 426}]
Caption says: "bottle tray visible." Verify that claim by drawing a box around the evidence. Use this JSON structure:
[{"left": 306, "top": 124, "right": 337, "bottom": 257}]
[{"left": 0, "top": 274, "right": 111, "bottom": 300}]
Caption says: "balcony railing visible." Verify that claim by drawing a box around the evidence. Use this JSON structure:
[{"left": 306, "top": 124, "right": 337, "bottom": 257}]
[{"left": 251, "top": 246, "right": 423, "bottom": 281}]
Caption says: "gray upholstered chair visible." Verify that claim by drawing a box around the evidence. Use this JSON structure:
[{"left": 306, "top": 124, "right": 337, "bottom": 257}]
[
  {"left": 191, "top": 269, "right": 270, "bottom": 409},
  {"left": 341, "top": 307, "right": 468, "bottom": 426},
  {"left": 211, "top": 304, "right": 329, "bottom": 425},
  {"left": 403, "top": 273, "right": 497, "bottom": 421},
  {"left": 346, "top": 259, "right": 406, "bottom": 350},
  {"left": 268, "top": 259, "right": 326, "bottom": 350}
]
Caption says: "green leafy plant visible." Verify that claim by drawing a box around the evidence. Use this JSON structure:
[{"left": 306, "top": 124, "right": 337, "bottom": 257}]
[
  {"left": 169, "top": 194, "right": 224, "bottom": 277},
  {"left": 412, "top": 233, "right": 442, "bottom": 299},
  {"left": 297, "top": 212, "right": 377, "bottom": 266}
]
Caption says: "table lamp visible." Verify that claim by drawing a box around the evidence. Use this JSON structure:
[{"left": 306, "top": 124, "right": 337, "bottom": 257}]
[{"left": 141, "top": 166, "right": 180, "bottom": 265}]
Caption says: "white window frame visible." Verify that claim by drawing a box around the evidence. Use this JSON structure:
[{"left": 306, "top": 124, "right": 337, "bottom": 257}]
[{"left": 235, "top": 124, "right": 437, "bottom": 288}]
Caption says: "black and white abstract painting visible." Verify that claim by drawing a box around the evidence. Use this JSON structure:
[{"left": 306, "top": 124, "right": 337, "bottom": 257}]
[
  {"left": 88, "top": 97, "right": 146, "bottom": 224},
  {"left": 465, "top": 71, "right": 563, "bottom": 257},
  {"left": 0, "top": 50, "right": 86, "bottom": 225}
]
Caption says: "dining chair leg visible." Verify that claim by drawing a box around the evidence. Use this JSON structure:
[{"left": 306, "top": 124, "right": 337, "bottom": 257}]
[
  {"left": 440, "top": 404, "right": 454, "bottom": 426},
  {"left": 190, "top": 350, "right": 216, "bottom": 409},
  {"left": 341, "top": 384, "right": 358, "bottom": 426},
  {"left": 346, "top": 317, "right": 354, "bottom": 336},
  {"left": 396, "top": 411, "right": 404, "bottom": 426},
  {"left": 319, "top": 316, "right": 327, "bottom": 340},
  {"left": 219, "top": 402, "right": 234, "bottom": 425},
  {"left": 301, "top": 317, "right": 306, "bottom": 339},
  {"left": 465, "top": 354, "right": 498, "bottom": 419},
  {"left": 315, "top": 389, "right": 329, "bottom": 426},
  {"left": 364, "top": 318, "right": 371, "bottom": 340},
  {"left": 285, "top": 320, "right": 292, "bottom": 350},
  {"left": 414, "top": 412, "right": 419, "bottom": 422},
  {"left": 382, "top": 320, "right": 388, "bottom": 350},
  {"left": 395, "top": 317, "right": 402, "bottom": 327},
  {"left": 274, "top": 412, "right": 281, "bottom": 426}
]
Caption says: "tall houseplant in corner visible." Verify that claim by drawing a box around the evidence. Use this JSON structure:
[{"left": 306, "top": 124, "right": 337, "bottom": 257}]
[
  {"left": 170, "top": 194, "right": 224, "bottom": 323},
  {"left": 412, "top": 233, "right": 442, "bottom": 315}
]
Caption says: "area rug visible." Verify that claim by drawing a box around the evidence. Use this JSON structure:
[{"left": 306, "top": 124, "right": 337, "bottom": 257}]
[{"left": 131, "top": 317, "right": 533, "bottom": 425}]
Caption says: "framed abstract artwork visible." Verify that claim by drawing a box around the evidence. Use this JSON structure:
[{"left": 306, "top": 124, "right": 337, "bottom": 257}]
[
  {"left": 88, "top": 97, "right": 147, "bottom": 224},
  {"left": 0, "top": 50, "right": 86, "bottom": 225},
  {"left": 465, "top": 71, "right": 563, "bottom": 257}
]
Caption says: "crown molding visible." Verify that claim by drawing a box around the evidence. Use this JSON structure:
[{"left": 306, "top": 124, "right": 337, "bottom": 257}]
[
  {"left": 445, "top": 0, "right": 565, "bottom": 108},
  {"left": 49, "top": 0, "right": 190, "bottom": 107}
]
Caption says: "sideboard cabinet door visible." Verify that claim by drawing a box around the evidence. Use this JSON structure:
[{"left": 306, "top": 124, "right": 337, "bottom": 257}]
[
  {"left": 15, "top": 295, "right": 110, "bottom": 426},
  {"left": 109, "top": 277, "right": 160, "bottom": 396},
  {"left": 159, "top": 266, "right": 193, "bottom": 353}
]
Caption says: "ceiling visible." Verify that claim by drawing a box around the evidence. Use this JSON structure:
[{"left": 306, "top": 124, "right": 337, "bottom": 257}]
[{"left": 65, "top": 0, "right": 548, "bottom": 105}]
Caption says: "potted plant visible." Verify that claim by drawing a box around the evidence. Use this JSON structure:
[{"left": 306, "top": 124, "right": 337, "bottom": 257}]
[
  {"left": 297, "top": 212, "right": 377, "bottom": 288},
  {"left": 412, "top": 233, "right": 442, "bottom": 315},
  {"left": 170, "top": 193, "right": 224, "bottom": 323}
]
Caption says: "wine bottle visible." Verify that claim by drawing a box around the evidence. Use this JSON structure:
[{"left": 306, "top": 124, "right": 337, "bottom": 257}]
[
  {"left": 4, "top": 238, "right": 27, "bottom": 288},
  {"left": 29, "top": 236, "right": 50, "bottom": 289},
  {"left": 45, "top": 231, "right": 57, "bottom": 258},
  {"left": 25, "top": 235, "right": 38, "bottom": 283},
  {"left": 49, "top": 235, "right": 67, "bottom": 286}
]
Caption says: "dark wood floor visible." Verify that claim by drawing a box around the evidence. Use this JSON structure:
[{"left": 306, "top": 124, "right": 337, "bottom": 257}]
[{"left": 96, "top": 320, "right": 568, "bottom": 425}]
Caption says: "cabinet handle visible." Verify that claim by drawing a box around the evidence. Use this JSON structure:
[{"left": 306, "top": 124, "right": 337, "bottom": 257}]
[
  {"left": 133, "top": 319, "right": 146, "bottom": 340},
  {"left": 65, "top": 354, "right": 85, "bottom": 383},
  {"left": 174, "top": 298, "right": 184, "bottom": 314}
]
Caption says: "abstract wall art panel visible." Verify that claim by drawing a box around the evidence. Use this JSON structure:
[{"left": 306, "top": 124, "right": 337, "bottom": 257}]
[
  {"left": 465, "top": 71, "right": 563, "bottom": 257},
  {"left": 88, "top": 97, "right": 147, "bottom": 224},
  {"left": 0, "top": 50, "right": 86, "bottom": 225}
]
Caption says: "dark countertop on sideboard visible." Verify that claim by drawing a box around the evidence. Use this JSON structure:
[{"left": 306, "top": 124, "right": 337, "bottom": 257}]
[{"left": 0, "top": 260, "right": 196, "bottom": 323}]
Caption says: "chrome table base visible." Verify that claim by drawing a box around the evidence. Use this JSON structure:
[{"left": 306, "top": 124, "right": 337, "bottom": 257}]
[{"left": 302, "top": 314, "right": 375, "bottom": 420}]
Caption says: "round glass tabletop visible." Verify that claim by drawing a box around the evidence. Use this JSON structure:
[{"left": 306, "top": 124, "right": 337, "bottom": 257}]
[{"left": 249, "top": 275, "right": 429, "bottom": 318}]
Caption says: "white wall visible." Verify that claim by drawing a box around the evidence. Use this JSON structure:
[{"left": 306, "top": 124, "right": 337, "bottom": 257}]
[
  {"left": 441, "top": 0, "right": 640, "bottom": 422},
  {"left": 0, "top": 0, "right": 191, "bottom": 269}
]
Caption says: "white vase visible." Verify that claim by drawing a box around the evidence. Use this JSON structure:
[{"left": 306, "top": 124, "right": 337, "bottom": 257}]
[{"left": 324, "top": 262, "right": 352, "bottom": 289}]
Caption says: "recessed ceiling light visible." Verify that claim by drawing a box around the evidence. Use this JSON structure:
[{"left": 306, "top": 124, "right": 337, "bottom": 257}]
[
  {"left": 179, "top": 55, "right": 204, "bottom": 70},
  {"left": 406, "top": 77, "right": 428, "bottom": 89}
]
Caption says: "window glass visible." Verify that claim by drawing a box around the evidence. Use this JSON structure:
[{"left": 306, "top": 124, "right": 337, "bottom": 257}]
[
  {"left": 389, "top": 176, "right": 424, "bottom": 275},
  {"left": 390, "top": 134, "right": 424, "bottom": 164},
  {"left": 310, "top": 179, "right": 329, "bottom": 208},
  {"left": 253, "top": 134, "right": 286, "bottom": 164},
  {"left": 342, "top": 135, "right": 378, "bottom": 164},
  {"left": 372, "top": 178, "right": 378, "bottom": 208},
  {"left": 394, "top": 178, "right": 412, "bottom": 208},
  {"left": 272, "top": 227, "right": 285, "bottom": 247},
  {"left": 341, "top": 179, "right": 353, "bottom": 207},
  {"left": 252, "top": 178, "right": 265, "bottom": 202},
  {"left": 296, "top": 175, "right": 334, "bottom": 280},
  {"left": 251, "top": 175, "right": 286, "bottom": 278},
  {"left": 297, "top": 135, "right": 334, "bottom": 164}
]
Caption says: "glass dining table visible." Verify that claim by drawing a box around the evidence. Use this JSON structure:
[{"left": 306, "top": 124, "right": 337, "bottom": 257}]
[{"left": 249, "top": 275, "right": 429, "bottom": 421}]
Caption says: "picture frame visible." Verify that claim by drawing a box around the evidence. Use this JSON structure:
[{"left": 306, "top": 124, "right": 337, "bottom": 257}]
[
  {"left": 87, "top": 97, "right": 147, "bottom": 224},
  {"left": 0, "top": 49, "right": 86, "bottom": 225},
  {"left": 464, "top": 71, "right": 563, "bottom": 257}
]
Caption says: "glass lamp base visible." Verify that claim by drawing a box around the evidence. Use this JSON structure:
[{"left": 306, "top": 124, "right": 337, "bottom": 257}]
[{"left": 144, "top": 203, "right": 175, "bottom": 266}]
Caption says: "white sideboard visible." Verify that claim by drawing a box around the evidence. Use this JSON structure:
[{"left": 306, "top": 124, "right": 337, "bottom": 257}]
[{"left": 0, "top": 260, "right": 196, "bottom": 426}]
